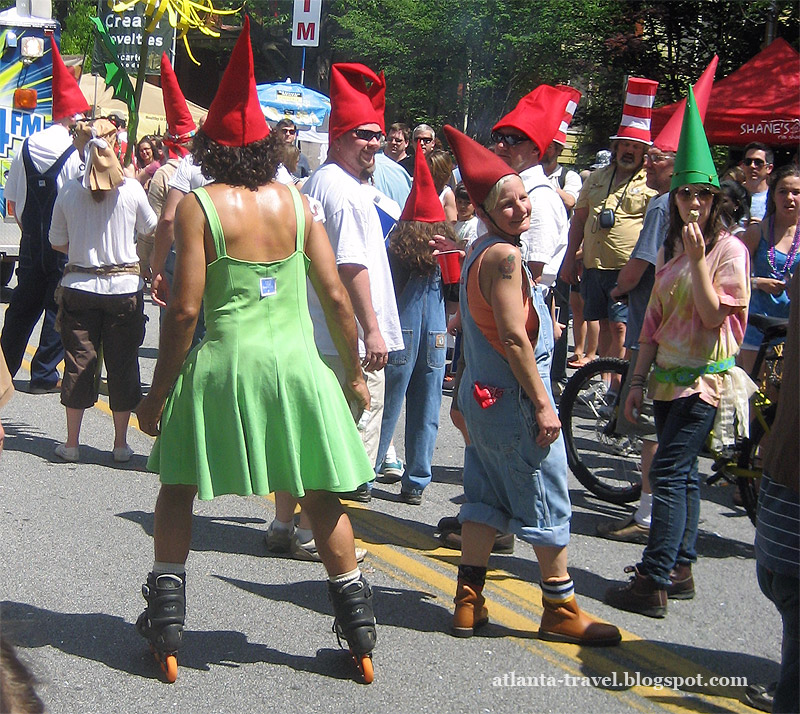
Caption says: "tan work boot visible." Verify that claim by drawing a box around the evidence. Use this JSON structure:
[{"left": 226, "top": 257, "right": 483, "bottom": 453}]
[
  {"left": 539, "top": 596, "right": 622, "bottom": 646},
  {"left": 451, "top": 579, "right": 489, "bottom": 638}
]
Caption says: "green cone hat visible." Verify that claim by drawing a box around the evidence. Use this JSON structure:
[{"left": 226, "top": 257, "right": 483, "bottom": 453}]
[{"left": 670, "top": 85, "right": 719, "bottom": 191}]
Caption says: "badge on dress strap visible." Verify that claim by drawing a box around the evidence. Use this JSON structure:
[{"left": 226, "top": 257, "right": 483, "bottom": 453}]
[{"left": 260, "top": 277, "right": 277, "bottom": 297}]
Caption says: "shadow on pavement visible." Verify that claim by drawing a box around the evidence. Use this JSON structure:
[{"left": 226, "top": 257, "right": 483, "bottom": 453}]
[{"left": 1, "top": 600, "right": 357, "bottom": 682}]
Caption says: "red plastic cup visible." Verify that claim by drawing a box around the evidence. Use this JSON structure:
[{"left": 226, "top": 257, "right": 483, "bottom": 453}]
[{"left": 437, "top": 250, "right": 462, "bottom": 284}]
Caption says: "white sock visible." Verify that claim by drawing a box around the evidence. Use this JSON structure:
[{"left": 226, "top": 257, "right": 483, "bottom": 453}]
[
  {"left": 295, "top": 527, "right": 314, "bottom": 545},
  {"left": 270, "top": 518, "right": 293, "bottom": 532},
  {"left": 329, "top": 567, "right": 361, "bottom": 585},
  {"left": 385, "top": 443, "right": 398, "bottom": 463},
  {"left": 153, "top": 561, "right": 185, "bottom": 576},
  {"left": 634, "top": 492, "right": 653, "bottom": 527}
]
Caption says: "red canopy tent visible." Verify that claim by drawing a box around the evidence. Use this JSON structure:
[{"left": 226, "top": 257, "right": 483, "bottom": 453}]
[{"left": 651, "top": 38, "right": 800, "bottom": 146}]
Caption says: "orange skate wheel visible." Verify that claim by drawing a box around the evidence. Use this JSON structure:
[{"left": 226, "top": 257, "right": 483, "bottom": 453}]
[
  {"left": 357, "top": 654, "right": 374, "bottom": 684},
  {"left": 163, "top": 654, "right": 178, "bottom": 683}
]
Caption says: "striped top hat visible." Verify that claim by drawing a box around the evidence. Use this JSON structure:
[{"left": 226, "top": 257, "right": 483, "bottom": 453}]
[
  {"left": 610, "top": 77, "right": 659, "bottom": 145},
  {"left": 553, "top": 86, "right": 581, "bottom": 146}
]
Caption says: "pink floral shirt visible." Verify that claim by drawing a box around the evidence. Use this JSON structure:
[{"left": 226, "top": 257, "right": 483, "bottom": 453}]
[{"left": 639, "top": 232, "right": 750, "bottom": 405}]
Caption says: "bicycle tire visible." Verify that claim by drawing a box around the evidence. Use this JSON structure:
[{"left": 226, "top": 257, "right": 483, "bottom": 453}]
[
  {"left": 559, "top": 357, "right": 642, "bottom": 504},
  {"left": 736, "top": 403, "right": 777, "bottom": 526}
]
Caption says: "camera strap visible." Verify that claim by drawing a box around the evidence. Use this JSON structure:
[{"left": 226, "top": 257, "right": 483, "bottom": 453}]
[{"left": 601, "top": 167, "right": 636, "bottom": 214}]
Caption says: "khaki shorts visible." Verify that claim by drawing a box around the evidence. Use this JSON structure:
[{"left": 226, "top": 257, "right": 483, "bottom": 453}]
[{"left": 320, "top": 354, "right": 384, "bottom": 469}]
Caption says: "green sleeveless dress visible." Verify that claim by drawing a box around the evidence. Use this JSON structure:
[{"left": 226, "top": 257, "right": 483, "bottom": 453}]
[{"left": 148, "top": 186, "right": 374, "bottom": 500}]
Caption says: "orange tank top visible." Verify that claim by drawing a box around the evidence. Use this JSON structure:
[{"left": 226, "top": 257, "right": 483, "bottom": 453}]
[{"left": 466, "top": 246, "right": 539, "bottom": 357}]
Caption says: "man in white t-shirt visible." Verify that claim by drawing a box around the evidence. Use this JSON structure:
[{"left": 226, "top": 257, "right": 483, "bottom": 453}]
[{"left": 303, "top": 62, "right": 403, "bottom": 502}]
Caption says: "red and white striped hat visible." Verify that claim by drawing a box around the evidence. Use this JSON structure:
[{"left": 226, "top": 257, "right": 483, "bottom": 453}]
[
  {"left": 610, "top": 77, "right": 659, "bottom": 145},
  {"left": 553, "top": 85, "right": 581, "bottom": 146}
]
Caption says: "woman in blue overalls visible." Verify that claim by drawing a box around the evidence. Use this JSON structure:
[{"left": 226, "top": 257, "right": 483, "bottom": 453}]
[{"left": 443, "top": 125, "right": 620, "bottom": 646}]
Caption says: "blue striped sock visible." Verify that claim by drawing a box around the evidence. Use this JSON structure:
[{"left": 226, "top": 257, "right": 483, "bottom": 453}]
[{"left": 541, "top": 578, "right": 575, "bottom": 604}]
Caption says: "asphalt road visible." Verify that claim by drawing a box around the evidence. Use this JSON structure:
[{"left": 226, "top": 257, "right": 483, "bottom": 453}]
[{"left": 0, "top": 292, "right": 780, "bottom": 714}]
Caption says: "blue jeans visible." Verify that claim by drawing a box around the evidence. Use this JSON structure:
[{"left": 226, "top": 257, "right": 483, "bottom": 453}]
[
  {"left": 376, "top": 272, "right": 446, "bottom": 492},
  {"left": 640, "top": 394, "right": 716, "bottom": 586},
  {"left": 757, "top": 564, "right": 799, "bottom": 714},
  {"left": 162, "top": 248, "right": 206, "bottom": 346}
]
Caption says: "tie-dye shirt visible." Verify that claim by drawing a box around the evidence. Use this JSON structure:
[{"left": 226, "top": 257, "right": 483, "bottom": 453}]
[{"left": 639, "top": 232, "right": 750, "bottom": 406}]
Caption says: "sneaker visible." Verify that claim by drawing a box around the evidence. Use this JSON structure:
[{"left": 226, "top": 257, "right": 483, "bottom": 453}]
[
  {"left": 399, "top": 487, "right": 423, "bottom": 505},
  {"left": 29, "top": 379, "right": 62, "bottom": 394},
  {"left": 378, "top": 457, "right": 404, "bottom": 484},
  {"left": 291, "top": 535, "right": 366, "bottom": 563},
  {"left": 54, "top": 443, "right": 80, "bottom": 462},
  {"left": 340, "top": 484, "right": 372, "bottom": 503},
  {"left": 265, "top": 522, "right": 293, "bottom": 553},
  {"left": 112, "top": 445, "right": 133, "bottom": 462},
  {"left": 743, "top": 682, "right": 776, "bottom": 713},
  {"left": 596, "top": 515, "right": 650, "bottom": 544}
]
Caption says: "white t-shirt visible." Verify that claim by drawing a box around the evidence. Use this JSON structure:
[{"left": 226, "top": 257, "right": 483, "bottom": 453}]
[
  {"left": 5, "top": 123, "right": 84, "bottom": 215},
  {"left": 544, "top": 164, "right": 583, "bottom": 202},
  {"left": 168, "top": 154, "right": 210, "bottom": 193},
  {"left": 50, "top": 178, "right": 158, "bottom": 295},
  {"left": 302, "top": 162, "right": 403, "bottom": 357},
  {"left": 518, "top": 164, "right": 569, "bottom": 287},
  {"left": 455, "top": 216, "right": 479, "bottom": 247}
]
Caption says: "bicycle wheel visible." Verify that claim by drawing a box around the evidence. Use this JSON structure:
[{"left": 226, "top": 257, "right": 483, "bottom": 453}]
[
  {"left": 736, "top": 403, "right": 777, "bottom": 526},
  {"left": 559, "top": 358, "right": 642, "bottom": 504}
]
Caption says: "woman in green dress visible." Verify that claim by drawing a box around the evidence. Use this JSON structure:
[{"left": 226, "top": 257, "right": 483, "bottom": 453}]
[{"left": 133, "top": 19, "right": 377, "bottom": 682}]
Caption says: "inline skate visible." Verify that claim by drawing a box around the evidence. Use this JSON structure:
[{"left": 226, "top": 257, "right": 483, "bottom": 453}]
[
  {"left": 328, "top": 574, "right": 377, "bottom": 683},
  {"left": 136, "top": 572, "right": 185, "bottom": 682}
]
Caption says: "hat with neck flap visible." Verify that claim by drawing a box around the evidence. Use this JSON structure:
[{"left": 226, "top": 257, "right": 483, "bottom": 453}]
[
  {"left": 328, "top": 63, "right": 385, "bottom": 142},
  {"left": 492, "top": 85, "right": 572, "bottom": 156},
  {"left": 51, "top": 41, "right": 90, "bottom": 121},
  {"left": 443, "top": 125, "right": 516, "bottom": 207},
  {"left": 670, "top": 85, "right": 719, "bottom": 191},
  {"left": 160, "top": 53, "right": 196, "bottom": 155},
  {"left": 400, "top": 143, "right": 446, "bottom": 222},
  {"left": 653, "top": 55, "right": 718, "bottom": 153},
  {"left": 202, "top": 16, "right": 269, "bottom": 147}
]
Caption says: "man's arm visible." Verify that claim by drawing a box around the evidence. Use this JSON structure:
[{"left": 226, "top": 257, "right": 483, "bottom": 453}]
[
  {"left": 149, "top": 187, "right": 186, "bottom": 306},
  {"left": 559, "top": 205, "right": 589, "bottom": 285},
  {"left": 338, "top": 263, "right": 387, "bottom": 372},
  {"left": 611, "top": 258, "right": 649, "bottom": 299}
]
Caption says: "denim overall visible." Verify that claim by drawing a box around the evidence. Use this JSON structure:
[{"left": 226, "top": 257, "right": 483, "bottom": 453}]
[
  {"left": 0, "top": 143, "right": 74, "bottom": 387},
  {"left": 377, "top": 268, "right": 447, "bottom": 493},
  {"left": 457, "top": 236, "right": 571, "bottom": 547}
]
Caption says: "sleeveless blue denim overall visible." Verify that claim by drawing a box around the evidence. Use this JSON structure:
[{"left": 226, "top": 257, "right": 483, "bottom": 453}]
[{"left": 457, "top": 236, "right": 571, "bottom": 547}]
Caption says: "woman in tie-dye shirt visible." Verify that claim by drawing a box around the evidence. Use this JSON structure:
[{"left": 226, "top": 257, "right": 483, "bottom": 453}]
[{"left": 605, "top": 182, "right": 750, "bottom": 617}]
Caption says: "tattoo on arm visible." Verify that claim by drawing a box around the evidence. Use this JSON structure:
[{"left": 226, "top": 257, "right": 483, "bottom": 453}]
[{"left": 499, "top": 254, "right": 515, "bottom": 280}]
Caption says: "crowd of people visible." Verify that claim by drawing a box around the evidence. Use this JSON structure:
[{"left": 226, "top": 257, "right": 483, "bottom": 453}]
[{"left": 0, "top": 20, "right": 797, "bottom": 709}]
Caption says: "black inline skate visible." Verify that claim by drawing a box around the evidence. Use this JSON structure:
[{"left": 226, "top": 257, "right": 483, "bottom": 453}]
[
  {"left": 328, "top": 574, "right": 377, "bottom": 683},
  {"left": 136, "top": 572, "right": 185, "bottom": 683}
]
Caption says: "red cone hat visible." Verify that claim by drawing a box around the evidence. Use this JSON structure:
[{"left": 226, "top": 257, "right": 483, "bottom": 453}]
[
  {"left": 328, "top": 63, "right": 385, "bottom": 142},
  {"left": 653, "top": 55, "right": 718, "bottom": 153},
  {"left": 443, "top": 125, "right": 516, "bottom": 207},
  {"left": 493, "top": 85, "right": 572, "bottom": 156},
  {"left": 610, "top": 77, "right": 659, "bottom": 145},
  {"left": 400, "top": 143, "right": 446, "bottom": 222},
  {"left": 160, "top": 53, "right": 196, "bottom": 139},
  {"left": 202, "top": 17, "right": 269, "bottom": 147},
  {"left": 51, "top": 41, "right": 89, "bottom": 121},
  {"left": 553, "top": 85, "right": 582, "bottom": 146}
]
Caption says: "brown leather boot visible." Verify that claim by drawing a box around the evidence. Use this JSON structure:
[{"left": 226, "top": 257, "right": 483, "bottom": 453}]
[
  {"left": 539, "top": 596, "right": 621, "bottom": 646},
  {"left": 666, "top": 563, "right": 695, "bottom": 600},
  {"left": 605, "top": 565, "right": 667, "bottom": 618},
  {"left": 451, "top": 579, "right": 489, "bottom": 638}
]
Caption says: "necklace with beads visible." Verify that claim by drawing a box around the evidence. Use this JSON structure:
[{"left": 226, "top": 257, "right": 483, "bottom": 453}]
[{"left": 767, "top": 214, "right": 800, "bottom": 279}]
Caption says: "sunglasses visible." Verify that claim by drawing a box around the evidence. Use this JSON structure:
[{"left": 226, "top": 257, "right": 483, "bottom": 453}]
[
  {"left": 675, "top": 186, "right": 716, "bottom": 201},
  {"left": 282, "top": 128, "right": 297, "bottom": 135},
  {"left": 353, "top": 129, "right": 383, "bottom": 142},
  {"left": 742, "top": 157, "right": 766, "bottom": 168},
  {"left": 416, "top": 136, "right": 434, "bottom": 144},
  {"left": 490, "top": 131, "right": 530, "bottom": 147},
  {"left": 645, "top": 153, "right": 672, "bottom": 164}
]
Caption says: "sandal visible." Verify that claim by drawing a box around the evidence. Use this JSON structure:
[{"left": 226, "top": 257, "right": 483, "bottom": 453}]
[{"left": 567, "top": 354, "right": 587, "bottom": 368}]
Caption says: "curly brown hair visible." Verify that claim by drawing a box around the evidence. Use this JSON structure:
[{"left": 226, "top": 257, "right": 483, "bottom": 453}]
[
  {"left": 191, "top": 130, "right": 281, "bottom": 190},
  {"left": 389, "top": 220, "right": 457, "bottom": 275}
]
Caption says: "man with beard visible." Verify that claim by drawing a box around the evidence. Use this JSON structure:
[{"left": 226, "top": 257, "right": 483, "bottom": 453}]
[
  {"left": 302, "top": 63, "right": 403, "bottom": 502},
  {"left": 560, "top": 78, "right": 659, "bottom": 373}
]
